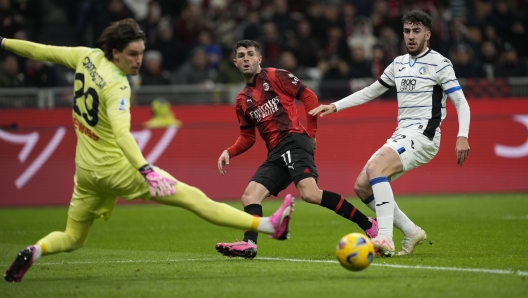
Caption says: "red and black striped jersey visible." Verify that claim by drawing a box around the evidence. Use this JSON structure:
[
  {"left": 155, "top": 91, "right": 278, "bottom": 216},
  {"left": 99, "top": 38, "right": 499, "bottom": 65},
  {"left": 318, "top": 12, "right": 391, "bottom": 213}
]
[{"left": 234, "top": 68, "right": 313, "bottom": 151}]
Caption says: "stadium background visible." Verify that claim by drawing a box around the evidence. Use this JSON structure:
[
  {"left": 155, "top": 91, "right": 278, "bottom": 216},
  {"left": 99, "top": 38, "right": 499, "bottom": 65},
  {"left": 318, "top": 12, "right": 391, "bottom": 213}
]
[{"left": 1, "top": 0, "right": 527, "bottom": 206}]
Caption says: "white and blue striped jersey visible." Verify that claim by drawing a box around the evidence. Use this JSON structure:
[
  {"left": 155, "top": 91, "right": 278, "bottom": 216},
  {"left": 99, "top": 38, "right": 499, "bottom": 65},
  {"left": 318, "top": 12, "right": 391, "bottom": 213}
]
[
  {"left": 333, "top": 48, "right": 470, "bottom": 139},
  {"left": 379, "top": 48, "right": 461, "bottom": 139}
]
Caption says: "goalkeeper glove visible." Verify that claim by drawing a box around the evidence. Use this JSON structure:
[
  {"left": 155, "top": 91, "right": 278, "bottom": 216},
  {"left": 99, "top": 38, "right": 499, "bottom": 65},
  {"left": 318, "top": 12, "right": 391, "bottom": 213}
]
[{"left": 139, "top": 164, "right": 177, "bottom": 197}]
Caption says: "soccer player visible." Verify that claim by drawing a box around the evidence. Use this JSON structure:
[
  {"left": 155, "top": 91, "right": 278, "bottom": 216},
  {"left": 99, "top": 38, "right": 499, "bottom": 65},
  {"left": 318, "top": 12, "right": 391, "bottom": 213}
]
[
  {"left": 215, "top": 40, "right": 378, "bottom": 259},
  {"left": 309, "top": 10, "right": 471, "bottom": 257},
  {"left": 2, "top": 19, "right": 293, "bottom": 283}
]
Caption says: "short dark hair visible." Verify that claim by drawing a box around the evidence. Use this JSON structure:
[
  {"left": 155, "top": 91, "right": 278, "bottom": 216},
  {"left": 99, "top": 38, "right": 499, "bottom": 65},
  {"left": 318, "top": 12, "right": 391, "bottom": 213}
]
[
  {"left": 402, "top": 10, "right": 433, "bottom": 31},
  {"left": 232, "top": 40, "right": 262, "bottom": 55},
  {"left": 97, "top": 18, "right": 146, "bottom": 61}
]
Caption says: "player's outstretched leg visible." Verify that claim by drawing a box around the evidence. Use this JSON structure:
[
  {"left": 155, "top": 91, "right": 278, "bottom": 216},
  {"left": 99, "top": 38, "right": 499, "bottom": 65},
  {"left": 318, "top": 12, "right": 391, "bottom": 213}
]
[
  {"left": 397, "top": 225, "right": 427, "bottom": 256},
  {"left": 216, "top": 194, "right": 295, "bottom": 259},
  {"left": 316, "top": 189, "right": 376, "bottom": 237},
  {"left": 4, "top": 245, "right": 41, "bottom": 282}
]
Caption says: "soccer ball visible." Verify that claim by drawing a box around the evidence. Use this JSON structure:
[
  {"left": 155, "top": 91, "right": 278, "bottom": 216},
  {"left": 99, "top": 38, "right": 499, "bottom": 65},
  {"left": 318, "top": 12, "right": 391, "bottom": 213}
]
[{"left": 336, "top": 233, "right": 375, "bottom": 271}]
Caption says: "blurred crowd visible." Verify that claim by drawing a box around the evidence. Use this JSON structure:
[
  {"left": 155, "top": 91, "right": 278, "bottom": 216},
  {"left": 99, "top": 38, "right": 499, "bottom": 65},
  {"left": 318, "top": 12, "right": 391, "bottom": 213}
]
[{"left": 2, "top": 0, "right": 528, "bottom": 90}]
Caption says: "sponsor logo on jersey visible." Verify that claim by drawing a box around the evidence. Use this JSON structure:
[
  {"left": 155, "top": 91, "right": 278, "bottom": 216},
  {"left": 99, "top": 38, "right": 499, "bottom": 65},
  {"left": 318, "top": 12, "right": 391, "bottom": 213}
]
[
  {"left": 419, "top": 66, "right": 428, "bottom": 75},
  {"left": 73, "top": 117, "right": 99, "bottom": 141},
  {"left": 400, "top": 79, "right": 416, "bottom": 91},
  {"left": 263, "top": 82, "right": 270, "bottom": 91},
  {"left": 398, "top": 66, "right": 406, "bottom": 71},
  {"left": 118, "top": 98, "right": 127, "bottom": 111},
  {"left": 249, "top": 96, "right": 280, "bottom": 122}
]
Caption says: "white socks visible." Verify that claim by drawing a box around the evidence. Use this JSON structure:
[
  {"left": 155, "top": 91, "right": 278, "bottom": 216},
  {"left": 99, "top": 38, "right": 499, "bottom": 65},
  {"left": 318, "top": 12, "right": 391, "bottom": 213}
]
[
  {"left": 363, "top": 195, "right": 376, "bottom": 212},
  {"left": 370, "top": 177, "right": 395, "bottom": 239},
  {"left": 366, "top": 179, "right": 418, "bottom": 237},
  {"left": 257, "top": 218, "right": 274, "bottom": 234},
  {"left": 393, "top": 201, "right": 417, "bottom": 235},
  {"left": 31, "top": 244, "right": 42, "bottom": 261}
]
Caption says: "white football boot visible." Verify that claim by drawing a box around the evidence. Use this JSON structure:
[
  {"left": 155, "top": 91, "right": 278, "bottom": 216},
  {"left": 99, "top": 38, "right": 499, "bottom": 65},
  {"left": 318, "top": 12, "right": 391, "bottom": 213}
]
[
  {"left": 371, "top": 235, "right": 395, "bottom": 257},
  {"left": 397, "top": 226, "right": 427, "bottom": 256}
]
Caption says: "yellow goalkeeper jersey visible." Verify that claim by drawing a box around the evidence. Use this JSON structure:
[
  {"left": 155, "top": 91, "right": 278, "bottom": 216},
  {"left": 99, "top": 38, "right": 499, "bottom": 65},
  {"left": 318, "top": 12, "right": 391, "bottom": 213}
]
[{"left": 5, "top": 40, "right": 141, "bottom": 170}]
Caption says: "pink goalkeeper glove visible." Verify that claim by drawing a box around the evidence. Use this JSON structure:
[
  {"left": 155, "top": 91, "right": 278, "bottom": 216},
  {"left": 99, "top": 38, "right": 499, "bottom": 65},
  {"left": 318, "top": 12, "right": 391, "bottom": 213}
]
[{"left": 139, "top": 164, "right": 177, "bottom": 197}]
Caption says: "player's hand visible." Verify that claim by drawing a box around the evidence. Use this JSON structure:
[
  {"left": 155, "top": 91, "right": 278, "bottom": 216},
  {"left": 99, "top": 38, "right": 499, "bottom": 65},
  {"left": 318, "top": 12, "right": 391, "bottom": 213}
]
[
  {"left": 218, "top": 150, "right": 230, "bottom": 176},
  {"left": 311, "top": 138, "right": 317, "bottom": 150},
  {"left": 455, "top": 136, "right": 470, "bottom": 166},
  {"left": 308, "top": 104, "right": 337, "bottom": 117},
  {"left": 139, "top": 164, "right": 177, "bottom": 197}
]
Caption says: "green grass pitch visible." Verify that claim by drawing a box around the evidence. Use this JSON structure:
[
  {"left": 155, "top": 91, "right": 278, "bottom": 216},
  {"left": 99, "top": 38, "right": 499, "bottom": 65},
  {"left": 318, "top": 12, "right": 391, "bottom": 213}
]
[{"left": 1, "top": 193, "right": 527, "bottom": 298}]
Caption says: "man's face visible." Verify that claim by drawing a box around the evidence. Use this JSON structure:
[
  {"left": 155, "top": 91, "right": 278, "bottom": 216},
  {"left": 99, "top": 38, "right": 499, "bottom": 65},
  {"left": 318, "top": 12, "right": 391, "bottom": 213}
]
[
  {"left": 233, "top": 46, "right": 262, "bottom": 76},
  {"left": 112, "top": 40, "right": 145, "bottom": 75},
  {"left": 403, "top": 22, "right": 430, "bottom": 56}
]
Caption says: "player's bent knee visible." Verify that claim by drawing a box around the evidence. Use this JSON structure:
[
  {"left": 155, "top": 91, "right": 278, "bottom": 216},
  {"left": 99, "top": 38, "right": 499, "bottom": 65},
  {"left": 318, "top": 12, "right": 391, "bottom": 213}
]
[
  {"left": 241, "top": 192, "right": 262, "bottom": 205},
  {"left": 63, "top": 232, "right": 88, "bottom": 252},
  {"left": 354, "top": 180, "right": 369, "bottom": 198},
  {"left": 299, "top": 192, "right": 321, "bottom": 204},
  {"left": 365, "top": 163, "right": 383, "bottom": 179}
]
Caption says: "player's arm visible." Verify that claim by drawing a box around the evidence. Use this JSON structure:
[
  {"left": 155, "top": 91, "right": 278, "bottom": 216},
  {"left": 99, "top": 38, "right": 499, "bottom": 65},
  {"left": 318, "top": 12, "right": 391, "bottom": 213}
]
[
  {"left": 106, "top": 84, "right": 176, "bottom": 196},
  {"left": 437, "top": 59, "right": 471, "bottom": 166},
  {"left": 450, "top": 92, "right": 470, "bottom": 166},
  {"left": 111, "top": 119, "right": 148, "bottom": 169},
  {"left": 297, "top": 86, "right": 318, "bottom": 139},
  {"left": 309, "top": 63, "right": 395, "bottom": 117},
  {"left": 111, "top": 118, "right": 176, "bottom": 196},
  {"left": 218, "top": 106, "right": 256, "bottom": 175},
  {"left": 218, "top": 127, "right": 256, "bottom": 175},
  {"left": 2, "top": 38, "right": 91, "bottom": 69}
]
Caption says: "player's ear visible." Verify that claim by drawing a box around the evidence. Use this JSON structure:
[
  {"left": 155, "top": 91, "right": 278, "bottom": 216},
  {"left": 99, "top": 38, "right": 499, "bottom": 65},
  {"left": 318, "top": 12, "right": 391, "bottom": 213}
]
[
  {"left": 425, "top": 29, "right": 431, "bottom": 41},
  {"left": 232, "top": 51, "right": 237, "bottom": 66},
  {"left": 112, "top": 48, "right": 120, "bottom": 61}
]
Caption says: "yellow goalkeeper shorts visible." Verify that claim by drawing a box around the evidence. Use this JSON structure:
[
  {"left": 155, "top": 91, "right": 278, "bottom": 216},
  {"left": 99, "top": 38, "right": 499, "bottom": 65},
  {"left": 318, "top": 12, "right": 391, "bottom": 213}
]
[{"left": 68, "top": 159, "right": 174, "bottom": 221}]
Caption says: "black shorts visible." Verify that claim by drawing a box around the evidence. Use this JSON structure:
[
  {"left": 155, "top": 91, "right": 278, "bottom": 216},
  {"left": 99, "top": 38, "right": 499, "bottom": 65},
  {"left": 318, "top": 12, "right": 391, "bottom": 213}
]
[{"left": 250, "top": 133, "right": 319, "bottom": 196}]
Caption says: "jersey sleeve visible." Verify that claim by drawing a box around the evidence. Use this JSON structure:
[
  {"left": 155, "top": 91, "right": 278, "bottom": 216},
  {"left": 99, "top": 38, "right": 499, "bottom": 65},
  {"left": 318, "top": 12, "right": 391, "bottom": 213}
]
[
  {"left": 333, "top": 80, "right": 389, "bottom": 111},
  {"left": 435, "top": 58, "right": 470, "bottom": 137},
  {"left": 297, "top": 87, "right": 318, "bottom": 138},
  {"left": 226, "top": 103, "right": 256, "bottom": 158},
  {"left": 435, "top": 58, "right": 460, "bottom": 94},
  {"left": 106, "top": 80, "right": 146, "bottom": 169},
  {"left": 272, "top": 68, "right": 305, "bottom": 99},
  {"left": 332, "top": 55, "right": 396, "bottom": 111},
  {"left": 111, "top": 118, "right": 148, "bottom": 169},
  {"left": 105, "top": 80, "right": 132, "bottom": 122},
  {"left": 378, "top": 61, "right": 396, "bottom": 88},
  {"left": 4, "top": 39, "right": 91, "bottom": 69}
]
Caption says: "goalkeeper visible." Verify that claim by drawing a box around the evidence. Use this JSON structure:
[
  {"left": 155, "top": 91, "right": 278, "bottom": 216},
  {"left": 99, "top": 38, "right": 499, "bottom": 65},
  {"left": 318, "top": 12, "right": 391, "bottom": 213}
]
[{"left": 2, "top": 19, "right": 294, "bottom": 283}]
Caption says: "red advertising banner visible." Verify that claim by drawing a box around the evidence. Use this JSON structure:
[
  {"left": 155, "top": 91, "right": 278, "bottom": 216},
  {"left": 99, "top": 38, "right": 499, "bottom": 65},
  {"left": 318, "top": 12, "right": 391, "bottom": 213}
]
[{"left": 1, "top": 99, "right": 527, "bottom": 207}]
